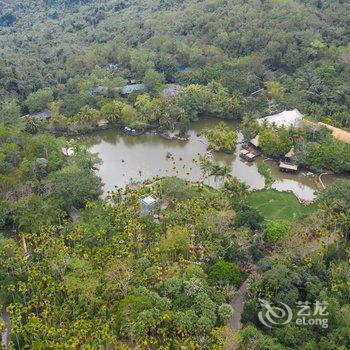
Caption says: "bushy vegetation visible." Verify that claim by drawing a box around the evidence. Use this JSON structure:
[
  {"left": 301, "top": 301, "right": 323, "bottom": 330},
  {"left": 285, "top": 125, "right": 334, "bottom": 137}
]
[
  {"left": 0, "top": 123, "right": 349, "bottom": 348},
  {"left": 258, "top": 164, "right": 274, "bottom": 189},
  {"left": 0, "top": 0, "right": 349, "bottom": 129},
  {"left": 0, "top": 0, "right": 348, "bottom": 173},
  {"left": 242, "top": 122, "right": 350, "bottom": 173},
  {"left": 265, "top": 219, "right": 291, "bottom": 243},
  {"left": 203, "top": 122, "right": 237, "bottom": 153},
  {"left": 242, "top": 246, "right": 350, "bottom": 350},
  {"left": 319, "top": 179, "right": 350, "bottom": 211},
  {"left": 0, "top": 123, "right": 102, "bottom": 233},
  {"left": 0, "top": 0, "right": 349, "bottom": 349},
  {"left": 292, "top": 124, "right": 350, "bottom": 173},
  {"left": 0, "top": 170, "right": 260, "bottom": 348},
  {"left": 259, "top": 127, "right": 293, "bottom": 158}
]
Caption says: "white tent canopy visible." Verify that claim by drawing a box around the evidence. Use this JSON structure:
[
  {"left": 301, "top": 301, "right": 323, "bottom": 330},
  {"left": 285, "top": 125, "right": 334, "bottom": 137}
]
[{"left": 258, "top": 109, "right": 304, "bottom": 128}]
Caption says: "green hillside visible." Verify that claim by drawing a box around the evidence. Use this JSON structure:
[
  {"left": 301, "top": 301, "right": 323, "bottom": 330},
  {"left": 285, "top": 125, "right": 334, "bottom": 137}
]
[
  {"left": 0, "top": 0, "right": 349, "bottom": 128},
  {"left": 0, "top": 1, "right": 349, "bottom": 349}
]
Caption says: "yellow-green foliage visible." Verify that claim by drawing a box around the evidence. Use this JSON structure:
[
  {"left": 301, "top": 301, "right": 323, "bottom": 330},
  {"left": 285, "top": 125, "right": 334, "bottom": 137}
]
[
  {"left": 259, "top": 127, "right": 293, "bottom": 158},
  {"left": 203, "top": 122, "right": 237, "bottom": 153}
]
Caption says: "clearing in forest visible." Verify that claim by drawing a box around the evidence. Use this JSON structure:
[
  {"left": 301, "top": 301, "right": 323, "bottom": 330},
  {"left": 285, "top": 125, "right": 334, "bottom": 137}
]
[{"left": 247, "top": 190, "right": 317, "bottom": 221}]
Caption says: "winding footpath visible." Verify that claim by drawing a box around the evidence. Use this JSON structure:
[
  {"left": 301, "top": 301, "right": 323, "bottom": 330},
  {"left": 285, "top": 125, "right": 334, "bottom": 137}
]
[
  {"left": 1, "top": 309, "right": 10, "bottom": 348},
  {"left": 225, "top": 228, "right": 339, "bottom": 349},
  {"left": 228, "top": 277, "right": 251, "bottom": 331},
  {"left": 225, "top": 272, "right": 257, "bottom": 350}
]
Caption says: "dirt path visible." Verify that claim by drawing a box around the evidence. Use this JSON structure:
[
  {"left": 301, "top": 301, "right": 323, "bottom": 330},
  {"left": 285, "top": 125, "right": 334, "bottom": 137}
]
[
  {"left": 225, "top": 230, "right": 339, "bottom": 349},
  {"left": 1, "top": 309, "right": 11, "bottom": 348},
  {"left": 225, "top": 273, "right": 257, "bottom": 350},
  {"left": 228, "top": 278, "right": 251, "bottom": 333}
]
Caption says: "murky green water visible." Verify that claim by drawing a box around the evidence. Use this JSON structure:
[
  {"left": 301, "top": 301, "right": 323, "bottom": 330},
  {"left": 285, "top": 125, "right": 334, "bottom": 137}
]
[{"left": 83, "top": 119, "right": 344, "bottom": 201}]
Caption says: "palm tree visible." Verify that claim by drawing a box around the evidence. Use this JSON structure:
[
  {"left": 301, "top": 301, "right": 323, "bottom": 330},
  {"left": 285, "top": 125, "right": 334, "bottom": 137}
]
[
  {"left": 199, "top": 156, "right": 213, "bottom": 181},
  {"left": 210, "top": 164, "right": 231, "bottom": 183}
]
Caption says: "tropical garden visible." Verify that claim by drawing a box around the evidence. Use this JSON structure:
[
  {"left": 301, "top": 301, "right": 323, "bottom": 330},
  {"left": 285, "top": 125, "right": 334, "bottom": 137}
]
[{"left": 0, "top": 0, "right": 349, "bottom": 349}]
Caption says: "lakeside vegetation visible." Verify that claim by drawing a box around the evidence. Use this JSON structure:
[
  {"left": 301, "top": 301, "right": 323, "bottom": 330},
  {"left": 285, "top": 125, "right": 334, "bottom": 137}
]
[
  {"left": 257, "top": 164, "right": 274, "bottom": 189},
  {"left": 242, "top": 119, "right": 350, "bottom": 173},
  {"left": 0, "top": 0, "right": 349, "bottom": 349},
  {"left": 203, "top": 122, "right": 237, "bottom": 154},
  {"left": 1, "top": 0, "right": 349, "bottom": 174},
  {"left": 0, "top": 121, "right": 349, "bottom": 349},
  {"left": 0, "top": 122, "right": 102, "bottom": 233},
  {"left": 1, "top": 1, "right": 349, "bottom": 129},
  {"left": 0, "top": 148, "right": 349, "bottom": 348}
]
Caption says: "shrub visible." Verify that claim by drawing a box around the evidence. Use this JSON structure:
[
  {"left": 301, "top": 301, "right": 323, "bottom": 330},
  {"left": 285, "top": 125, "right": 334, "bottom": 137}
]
[
  {"left": 203, "top": 122, "right": 237, "bottom": 153},
  {"left": 259, "top": 128, "right": 293, "bottom": 158},
  {"left": 258, "top": 164, "right": 274, "bottom": 188},
  {"left": 208, "top": 260, "right": 241, "bottom": 287},
  {"left": 265, "top": 220, "right": 290, "bottom": 243},
  {"left": 235, "top": 207, "right": 264, "bottom": 230},
  {"left": 218, "top": 303, "right": 234, "bottom": 322}
]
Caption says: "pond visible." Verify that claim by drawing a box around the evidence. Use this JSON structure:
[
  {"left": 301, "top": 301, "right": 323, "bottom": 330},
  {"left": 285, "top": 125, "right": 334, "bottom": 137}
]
[{"left": 83, "top": 119, "right": 343, "bottom": 201}]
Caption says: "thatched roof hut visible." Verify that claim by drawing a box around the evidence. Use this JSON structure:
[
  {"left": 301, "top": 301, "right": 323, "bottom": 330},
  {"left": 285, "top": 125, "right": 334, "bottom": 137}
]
[
  {"left": 285, "top": 146, "right": 295, "bottom": 160},
  {"left": 250, "top": 134, "right": 260, "bottom": 148},
  {"left": 279, "top": 162, "right": 298, "bottom": 173}
]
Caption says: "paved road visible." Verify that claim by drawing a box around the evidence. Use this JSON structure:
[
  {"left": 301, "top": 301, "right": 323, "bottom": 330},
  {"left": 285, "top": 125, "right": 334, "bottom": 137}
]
[
  {"left": 228, "top": 278, "right": 251, "bottom": 332},
  {"left": 1, "top": 309, "right": 10, "bottom": 348},
  {"left": 225, "top": 276, "right": 252, "bottom": 350}
]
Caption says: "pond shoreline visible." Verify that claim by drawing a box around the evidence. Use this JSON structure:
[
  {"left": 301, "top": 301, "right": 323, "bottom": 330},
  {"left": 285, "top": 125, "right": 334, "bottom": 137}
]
[
  {"left": 46, "top": 118, "right": 347, "bottom": 201},
  {"left": 47, "top": 120, "right": 349, "bottom": 180},
  {"left": 123, "top": 176, "right": 317, "bottom": 206},
  {"left": 49, "top": 122, "right": 193, "bottom": 142}
]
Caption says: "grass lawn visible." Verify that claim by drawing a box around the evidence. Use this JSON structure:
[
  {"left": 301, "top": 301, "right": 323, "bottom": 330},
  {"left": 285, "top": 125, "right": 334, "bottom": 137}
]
[{"left": 246, "top": 190, "right": 317, "bottom": 221}]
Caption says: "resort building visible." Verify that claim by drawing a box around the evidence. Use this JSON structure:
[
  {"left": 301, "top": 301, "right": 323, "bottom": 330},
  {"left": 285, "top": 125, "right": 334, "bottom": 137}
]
[
  {"left": 121, "top": 83, "right": 145, "bottom": 96},
  {"left": 279, "top": 162, "right": 298, "bottom": 173},
  {"left": 285, "top": 146, "right": 295, "bottom": 162},
  {"left": 239, "top": 149, "right": 258, "bottom": 162},
  {"left": 250, "top": 134, "right": 260, "bottom": 148},
  {"left": 140, "top": 195, "right": 158, "bottom": 214}
]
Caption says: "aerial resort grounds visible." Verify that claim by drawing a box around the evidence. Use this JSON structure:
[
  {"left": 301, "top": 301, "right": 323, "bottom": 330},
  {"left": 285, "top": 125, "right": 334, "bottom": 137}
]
[{"left": 0, "top": 1, "right": 349, "bottom": 349}]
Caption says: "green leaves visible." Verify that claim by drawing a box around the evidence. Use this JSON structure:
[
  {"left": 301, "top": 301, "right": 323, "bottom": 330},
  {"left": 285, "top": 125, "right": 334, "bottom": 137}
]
[
  {"left": 203, "top": 122, "right": 237, "bottom": 153},
  {"left": 0, "top": 100, "right": 21, "bottom": 124},
  {"left": 218, "top": 303, "right": 234, "bottom": 322},
  {"left": 258, "top": 164, "right": 274, "bottom": 189},
  {"left": 265, "top": 219, "right": 290, "bottom": 243},
  {"left": 48, "top": 165, "right": 102, "bottom": 210},
  {"left": 143, "top": 69, "right": 165, "bottom": 96},
  {"left": 208, "top": 260, "right": 241, "bottom": 287},
  {"left": 306, "top": 140, "right": 350, "bottom": 173},
  {"left": 25, "top": 88, "right": 53, "bottom": 114},
  {"left": 259, "top": 128, "right": 293, "bottom": 158}
]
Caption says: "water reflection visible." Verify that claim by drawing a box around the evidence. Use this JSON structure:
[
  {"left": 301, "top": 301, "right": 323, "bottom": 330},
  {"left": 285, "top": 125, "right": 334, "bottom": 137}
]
[{"left": 84, "top": 119, "right": 331, "bottom": 201}]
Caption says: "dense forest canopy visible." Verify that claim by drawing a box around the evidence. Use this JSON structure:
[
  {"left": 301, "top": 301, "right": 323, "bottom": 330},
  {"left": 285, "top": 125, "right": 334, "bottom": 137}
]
[
  {"left": 0, "top": 0, "right": 349, "bottom": 349},
  {"left": 0, "top": 0, "right": 349, "bottom": 126}
]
